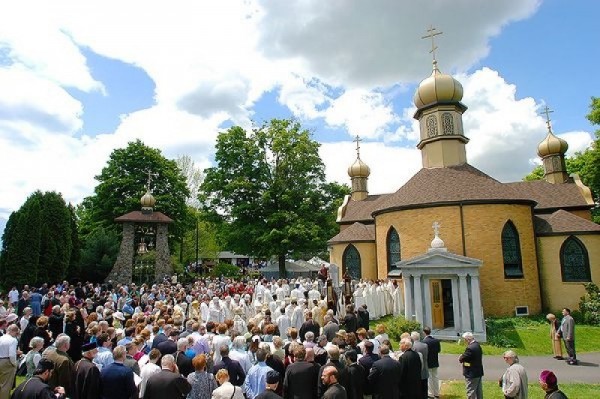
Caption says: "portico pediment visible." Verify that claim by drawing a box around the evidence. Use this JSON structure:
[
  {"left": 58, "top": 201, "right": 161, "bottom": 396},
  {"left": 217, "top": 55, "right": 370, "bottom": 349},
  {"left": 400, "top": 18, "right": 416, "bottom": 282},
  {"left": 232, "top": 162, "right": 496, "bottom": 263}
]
[{"left": 388, "top": 248, "right": 482, "bottom": 277}]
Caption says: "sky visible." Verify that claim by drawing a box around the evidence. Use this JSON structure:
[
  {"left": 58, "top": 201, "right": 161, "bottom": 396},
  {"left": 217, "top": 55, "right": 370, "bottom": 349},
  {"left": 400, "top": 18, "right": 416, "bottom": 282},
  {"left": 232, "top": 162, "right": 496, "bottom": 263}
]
[{"left": 1, "top": 0, "right": 599, "bottom": 237}]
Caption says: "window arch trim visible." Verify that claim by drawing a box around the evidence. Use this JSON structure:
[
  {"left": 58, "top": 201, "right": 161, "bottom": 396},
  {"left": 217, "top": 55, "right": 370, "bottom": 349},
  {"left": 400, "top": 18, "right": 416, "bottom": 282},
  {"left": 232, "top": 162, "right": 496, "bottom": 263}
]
[
  {"left": 501, "top": 220, "right": 523, "bottom": 279},
  {"left": 387, "top": 227, "right": 401, "bottom": 271},
  {"left": 342, "top": 244, "right": 362, "bottom": 280}
]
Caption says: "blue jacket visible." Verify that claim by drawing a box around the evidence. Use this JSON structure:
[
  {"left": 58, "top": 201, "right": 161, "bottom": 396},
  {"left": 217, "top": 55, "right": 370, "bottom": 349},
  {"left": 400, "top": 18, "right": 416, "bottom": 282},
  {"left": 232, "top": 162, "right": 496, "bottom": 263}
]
[{"left": 100, "top": 362, "right": 136, "bottom": 399}]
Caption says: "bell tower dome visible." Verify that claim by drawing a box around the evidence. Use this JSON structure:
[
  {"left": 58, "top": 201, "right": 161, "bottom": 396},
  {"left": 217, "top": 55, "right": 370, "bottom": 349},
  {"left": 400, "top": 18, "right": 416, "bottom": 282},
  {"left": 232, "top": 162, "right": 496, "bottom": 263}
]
[
  {"left": 537, "top": 106, "right": 569, "bottom": 184},
  {"left": 347, "top": 135, "right": 370, "bottom": 201},
  {"left": 413, "top": 26, "right": 469, "bottom": 169}
]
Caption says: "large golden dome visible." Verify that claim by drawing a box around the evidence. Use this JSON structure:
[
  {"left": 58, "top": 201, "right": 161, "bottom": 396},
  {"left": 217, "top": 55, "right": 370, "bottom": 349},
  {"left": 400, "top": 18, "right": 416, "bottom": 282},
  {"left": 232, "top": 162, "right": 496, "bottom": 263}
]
[
  {"left": 348, "top": 157, "right": 370, "bottom": 178},
  {"left": 140, "top": 191, "right": 156, "bottom": 208},
  {"left": 537, "top": 132, "right": 568, "bottom": 157},
  {"left": 413, "top": 61, "right": 463, "bottom": 109}
]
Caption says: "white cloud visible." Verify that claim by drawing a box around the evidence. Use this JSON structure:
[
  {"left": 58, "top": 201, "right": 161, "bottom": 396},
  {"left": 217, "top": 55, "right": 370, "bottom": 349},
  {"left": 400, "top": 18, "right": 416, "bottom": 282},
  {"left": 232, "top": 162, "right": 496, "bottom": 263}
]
[{"left": 2, "top": 0, "right": 596, "bottom": 223}]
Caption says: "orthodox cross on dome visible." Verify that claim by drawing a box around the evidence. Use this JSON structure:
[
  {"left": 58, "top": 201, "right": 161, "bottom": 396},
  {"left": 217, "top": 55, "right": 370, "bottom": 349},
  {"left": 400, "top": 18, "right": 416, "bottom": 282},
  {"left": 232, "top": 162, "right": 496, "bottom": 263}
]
[
  {"left": 541, "top": 105, "right": 554, "bottom": 134},
  {"left": 432, "top": 221, "right": 441, "bottom": 237},
  {"left": 354, "top": 135, "right": 362, "bottom": 158},
  {"left": 145, "top": 170, "right": 158, "bottom": 192},
  {"left": 422, "top": 25, "right": 443, "bottom": 63}
]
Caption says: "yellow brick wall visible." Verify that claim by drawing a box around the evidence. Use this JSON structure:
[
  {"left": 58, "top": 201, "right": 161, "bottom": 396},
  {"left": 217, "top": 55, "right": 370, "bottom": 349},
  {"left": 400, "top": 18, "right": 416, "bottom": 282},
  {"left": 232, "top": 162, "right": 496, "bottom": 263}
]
[
  {"left": 537, "top": 234, "right": 600, "bottom": 312},
  {"left": 328, "top": 241, "right": 378, "bottom": 282},
  {"left": 374, "top": 203, "right": 541, "bottom": 316}
]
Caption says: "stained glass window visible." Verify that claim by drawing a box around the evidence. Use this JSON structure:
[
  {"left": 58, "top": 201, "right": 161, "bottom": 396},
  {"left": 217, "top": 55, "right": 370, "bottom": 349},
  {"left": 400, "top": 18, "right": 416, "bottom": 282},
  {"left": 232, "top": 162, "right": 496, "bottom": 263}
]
[
  {"left": 560, "top": 236, "right": 591, "bottom": 282},
  {"left": 343, "top": 244, "right": 362, "bottom": 280},
  {"left": 502, "top": 221, "right": 523, "bottom": 278},
  {"left": 387, "top": 228, "right": 401, "bottom": 271}
]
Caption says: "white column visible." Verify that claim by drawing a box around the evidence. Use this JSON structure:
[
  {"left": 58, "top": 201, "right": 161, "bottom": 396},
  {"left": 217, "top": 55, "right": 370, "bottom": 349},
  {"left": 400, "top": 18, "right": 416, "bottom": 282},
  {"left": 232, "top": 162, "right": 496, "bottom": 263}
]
[
  {"left": 470, "top": 275, "right": 484, "bottom": 332},
  {"left": 403, "top": 273, "right": 413, "bottom": 320},
  {"left": 451, "top": 277, "right": 460, "bottom": 334},
  {"left": 423, "top": 277, "right": 432, "bottom": 329},
  {"left": 413, "top": 274, "right": 423, "bottom": 324},
  {"left": 459, "top": 274, "right": 472, "bottom": 332}
]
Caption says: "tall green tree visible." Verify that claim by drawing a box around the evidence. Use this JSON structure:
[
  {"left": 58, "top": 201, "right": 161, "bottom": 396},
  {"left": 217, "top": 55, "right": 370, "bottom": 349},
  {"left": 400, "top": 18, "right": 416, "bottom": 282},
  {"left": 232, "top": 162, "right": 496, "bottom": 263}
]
[
  {"left": 79, "top": 227, "right": 120, "bottom": 282},
  {"left": 200, "top": 119, "right": 350, "bottom": 276},
  {"left": 79, "top": 140, "right": 191, "bottom": 242},
  {"left": 0, "top": 191, "right": 73, "bottom": 287}
]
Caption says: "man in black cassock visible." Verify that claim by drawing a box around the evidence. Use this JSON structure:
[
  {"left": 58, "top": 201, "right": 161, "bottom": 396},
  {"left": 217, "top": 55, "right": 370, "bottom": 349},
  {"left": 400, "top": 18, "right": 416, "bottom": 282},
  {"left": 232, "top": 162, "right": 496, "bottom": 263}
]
[
  {"left": 11, "top": 359, "right": 65, "bottom": 399},
  {"left": 72, "top": 341, "right": 101, "bottom": 399}
]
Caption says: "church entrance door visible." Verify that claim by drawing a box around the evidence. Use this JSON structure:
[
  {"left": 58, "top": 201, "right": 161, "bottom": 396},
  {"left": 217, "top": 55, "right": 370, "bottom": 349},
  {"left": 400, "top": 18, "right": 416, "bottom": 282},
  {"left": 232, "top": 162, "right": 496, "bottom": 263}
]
[{"left": 430, "top": 279, "right": 444, "bottom": 329}]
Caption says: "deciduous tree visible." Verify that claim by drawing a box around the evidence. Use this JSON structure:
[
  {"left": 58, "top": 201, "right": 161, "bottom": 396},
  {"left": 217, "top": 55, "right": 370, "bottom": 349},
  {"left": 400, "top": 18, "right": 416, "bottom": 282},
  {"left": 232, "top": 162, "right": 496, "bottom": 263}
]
[{"left": 200, "top": 119, "right": 350, "bottom": 276}]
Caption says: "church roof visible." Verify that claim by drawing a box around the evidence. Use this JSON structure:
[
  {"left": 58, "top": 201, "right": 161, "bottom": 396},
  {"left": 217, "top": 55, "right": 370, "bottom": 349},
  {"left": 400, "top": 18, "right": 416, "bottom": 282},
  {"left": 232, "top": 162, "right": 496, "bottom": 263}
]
[
  {"left": 534, "top": 210, "right": 600, "bottom": 235},
  {"left": 338, "top": 194, "right": 386, "bottom": 224},
  {"left": 373, "top": 164, "right": 534, "bottom": 214},
  {"left": 328, "top": 222, "right": 375, "bottom": 244},
  {"left": 506, "top": 179, "right": 592, "bottom": 211},
  {"left": 115, "top": 211, "right": 173, "bottom": 223}
]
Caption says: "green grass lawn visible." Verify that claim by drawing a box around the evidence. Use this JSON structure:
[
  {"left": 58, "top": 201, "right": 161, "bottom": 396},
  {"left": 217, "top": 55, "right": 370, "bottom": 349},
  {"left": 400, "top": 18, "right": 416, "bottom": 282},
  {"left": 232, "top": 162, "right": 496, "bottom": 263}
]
[
  {"left": 371, "top": 315, "right": 600, "bottom": 356},
  {"left": 441, "top": 380, "right": 600, "bottom": 399}
]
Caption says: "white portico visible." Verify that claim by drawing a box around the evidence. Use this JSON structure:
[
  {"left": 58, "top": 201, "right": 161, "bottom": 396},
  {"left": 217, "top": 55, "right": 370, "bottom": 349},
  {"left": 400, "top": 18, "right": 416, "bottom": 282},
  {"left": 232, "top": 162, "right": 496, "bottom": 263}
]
[{"left": 388, "top": 222, "right": 486, "bottom": 341}]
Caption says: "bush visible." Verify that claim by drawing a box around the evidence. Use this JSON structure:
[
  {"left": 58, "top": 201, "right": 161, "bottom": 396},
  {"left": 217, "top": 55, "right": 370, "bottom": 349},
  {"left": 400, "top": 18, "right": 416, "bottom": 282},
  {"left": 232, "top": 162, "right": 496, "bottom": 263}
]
[
  {"left": 211, "top": 263, "right": 241, "bottom": 278},
  {"left": 386, "top": 315, "right": 421, "bottom": 341},
  {"left": 579, "top": 283, "right": 600, "bottom": 325}
]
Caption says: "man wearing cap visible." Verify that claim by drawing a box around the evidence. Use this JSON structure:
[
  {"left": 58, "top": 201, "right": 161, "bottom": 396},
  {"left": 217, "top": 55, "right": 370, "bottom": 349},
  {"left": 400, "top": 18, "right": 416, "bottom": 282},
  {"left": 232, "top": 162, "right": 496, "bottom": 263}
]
[
  {"left": 11, "top": 358, "right": 66, "bottom": 399},
  {"left": 73, "top": 342, "right": 100, "bottom": 399},
  {"left": 458, "top": 332, "right": 484, "bottom": 399},
  {"left": 255, "top": 370, "right": 282, "bottom": 399},
  {"left": 539, "top": 370, "right": 568, "bottom": 399}
]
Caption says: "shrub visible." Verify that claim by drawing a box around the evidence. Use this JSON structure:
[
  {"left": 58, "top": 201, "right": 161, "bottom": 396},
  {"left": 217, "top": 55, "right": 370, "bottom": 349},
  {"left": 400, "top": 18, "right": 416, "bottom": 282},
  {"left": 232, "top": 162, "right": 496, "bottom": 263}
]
[
  {"left": 386, "top": 315, "right": 421, "bottom": 341},
  {"left": 211, "top": 263, "right": 241, "bottom": 278},
  {"left": 579, "top": 283, "right": 600, "bottom": 325}
]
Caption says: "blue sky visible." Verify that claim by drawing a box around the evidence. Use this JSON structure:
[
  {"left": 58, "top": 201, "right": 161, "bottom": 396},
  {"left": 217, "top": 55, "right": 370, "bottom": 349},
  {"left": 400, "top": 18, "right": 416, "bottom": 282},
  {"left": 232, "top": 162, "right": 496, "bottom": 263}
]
[{"left": 0, "top": 0, "right": 598, "bottom": 238}]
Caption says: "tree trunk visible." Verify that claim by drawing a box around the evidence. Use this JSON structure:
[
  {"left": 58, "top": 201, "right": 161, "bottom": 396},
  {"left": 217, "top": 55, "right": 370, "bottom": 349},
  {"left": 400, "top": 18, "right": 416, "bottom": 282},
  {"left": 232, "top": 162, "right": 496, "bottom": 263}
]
[{"left": 278, "top": 254, "right": 287, "bottom": 278}]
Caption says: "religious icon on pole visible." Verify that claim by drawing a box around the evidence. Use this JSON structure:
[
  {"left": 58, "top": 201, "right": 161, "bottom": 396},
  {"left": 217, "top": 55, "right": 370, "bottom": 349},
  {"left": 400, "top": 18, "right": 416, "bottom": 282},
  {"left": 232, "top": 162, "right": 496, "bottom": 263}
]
[{"left": 343, "top": 272, "right": 352, "bottom": 305}]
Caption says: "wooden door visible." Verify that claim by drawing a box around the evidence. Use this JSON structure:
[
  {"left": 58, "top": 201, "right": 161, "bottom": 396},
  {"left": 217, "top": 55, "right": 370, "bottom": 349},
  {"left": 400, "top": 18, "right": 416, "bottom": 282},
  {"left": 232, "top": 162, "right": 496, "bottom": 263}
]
[{"left": 430, "top": 279, "right": 444, "bottom": 329}]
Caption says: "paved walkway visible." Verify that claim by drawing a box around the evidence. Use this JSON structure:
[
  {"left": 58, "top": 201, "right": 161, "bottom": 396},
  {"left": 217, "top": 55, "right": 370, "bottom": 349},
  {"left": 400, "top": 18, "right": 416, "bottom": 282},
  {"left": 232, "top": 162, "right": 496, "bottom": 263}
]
[{"left": 438, "top": 352, "right": 600, "bottom": 384}]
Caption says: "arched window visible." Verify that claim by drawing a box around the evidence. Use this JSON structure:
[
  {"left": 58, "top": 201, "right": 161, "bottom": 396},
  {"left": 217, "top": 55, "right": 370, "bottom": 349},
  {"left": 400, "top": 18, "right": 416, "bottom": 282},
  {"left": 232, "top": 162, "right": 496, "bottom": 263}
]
[
  {"left": 501, "top": 221, "right": 523, "bottom": 279},
  {"left": 560, "top": 236, "right": 591, "bottom": 282},
  {"left": 343, "top": 244, "right": 361, "bottom": 280},
  {"left": 387, "top": 227, "right": 401, "bottom": 271}
]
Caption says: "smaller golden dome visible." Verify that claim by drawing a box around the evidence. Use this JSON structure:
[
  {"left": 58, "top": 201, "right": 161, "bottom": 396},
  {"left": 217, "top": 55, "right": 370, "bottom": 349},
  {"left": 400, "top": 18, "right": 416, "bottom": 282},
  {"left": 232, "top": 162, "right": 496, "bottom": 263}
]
[
  {"left": 413, "top": 61, "right": 463, "bottom": 109},
  {"left": 140, "top": 191, "right": 156, "bottom": 208},
  {"left": 537, "top": 132, "right": 568, "bottom": 157},
  {"left": 348, "top": 157, "right": 370, "bottom": 178}
]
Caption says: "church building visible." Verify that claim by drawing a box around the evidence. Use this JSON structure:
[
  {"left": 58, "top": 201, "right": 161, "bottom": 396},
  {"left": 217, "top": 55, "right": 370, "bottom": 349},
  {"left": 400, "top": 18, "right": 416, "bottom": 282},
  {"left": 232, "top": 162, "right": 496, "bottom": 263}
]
[{"left": 328, "top": 50, "right": 599, "bottom": 336}]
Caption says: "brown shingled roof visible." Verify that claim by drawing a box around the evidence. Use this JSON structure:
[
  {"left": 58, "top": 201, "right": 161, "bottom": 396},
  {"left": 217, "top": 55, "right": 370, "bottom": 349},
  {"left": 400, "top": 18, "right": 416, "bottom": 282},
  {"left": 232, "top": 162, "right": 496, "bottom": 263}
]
[
  {"left": 328, "top": 222, "right": 375, "bottom": 244},
  {"left": 506, "top": 179, "right": 591, "bottom": 211},
  {"left": 373, "top": 164, "right": 534, "bottom": 214},
  {"left": 534, "top": 210, "right": 600, "bottom": 235},
  {"left": 339, "top": 194, "right": 386, "bottom": 223},
  {"left": 115, "top": 211, "right": 173, "bottom": 223}
]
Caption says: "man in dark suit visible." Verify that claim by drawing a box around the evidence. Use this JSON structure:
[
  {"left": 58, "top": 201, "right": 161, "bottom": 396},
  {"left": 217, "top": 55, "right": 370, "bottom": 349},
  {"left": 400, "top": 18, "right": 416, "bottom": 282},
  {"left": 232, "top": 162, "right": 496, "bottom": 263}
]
[
  {"left": 174, "top": 338, "right": 194, "bottom": 378},
  {"left": 357, "top": 305, "right": 369, "bottom": 331},
  {"left": 73, "top": 341, "right": 101, "bottom": 399},
  {"left": 283, "top": 345, "right": 318, "bottom": 399},
  {"left": 99, "top": 345, "right": 137, "bottom": 399},
  {"left": 321, "top": 366, "right": 347, "bottom": 399},
  {"left": 151, "top": 324, "right": 171, "bottom": 350},
  {"left": 156, "top": 330, "right": 178, "bottom": 357},
  {"left": 422, "top": 327, "right": 441, "bottom": 399},
  {"left": 299, "top": 312, "right": 320, "bottom": 343},
  {"left": 358, "top": 340, "right": 380, "bottom": 397},
  {"left": 213, "top": 345, "right": 246, "bottom": 386},
  {"left": 367, "top": 344, "right": 401, "bottom": 399},
  {"left": 344, "top": 350, "right": 365, "bottom": 399},
  {"left": 458, "top": 332, "right": 484, "bottom": 399},
  {"left": 398, "top": 338, "right": 423, "bottom": 399},
  {"left": 411, "top": 331, "right": 429, "bottom": 399},
  {"left": 317, "top": 346, "right": 348, "bottom": 398},
  {"left": 143, "top": 354, "right": 192, "bottom": 399}
]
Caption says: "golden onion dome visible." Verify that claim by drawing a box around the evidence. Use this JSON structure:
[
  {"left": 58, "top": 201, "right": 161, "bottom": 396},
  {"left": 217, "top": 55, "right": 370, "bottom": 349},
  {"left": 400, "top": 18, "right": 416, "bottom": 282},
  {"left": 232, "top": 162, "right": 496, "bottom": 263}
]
[
  {"left": 413, "top": 61, "right": 463, "bottom": 109},
  {"left": 140, "top": 191, "right": 156, "bottom": 208},
  {"left": 537, "top": 132, "right": 568, "bottom": 157},
  {"left": 348, "top": 157, "right": 370, "bottom": 178}
]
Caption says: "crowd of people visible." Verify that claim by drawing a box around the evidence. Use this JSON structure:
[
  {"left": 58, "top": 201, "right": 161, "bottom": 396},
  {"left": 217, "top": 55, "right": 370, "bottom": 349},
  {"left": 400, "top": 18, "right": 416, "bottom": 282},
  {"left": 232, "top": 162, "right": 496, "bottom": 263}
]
[{"left": 0, "top": 275, "right": 573, "bottom": 399}]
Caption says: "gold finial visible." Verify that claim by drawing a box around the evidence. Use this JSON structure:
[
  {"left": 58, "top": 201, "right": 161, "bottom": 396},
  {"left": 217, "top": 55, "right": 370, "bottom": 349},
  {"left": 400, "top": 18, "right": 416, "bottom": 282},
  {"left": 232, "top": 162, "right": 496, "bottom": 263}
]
[
  {"left": 422, "top": 25, "right": 443, "bottom": 64},
  {"left": 353, "top": 135, "right": 362, "bottom": 158},
  {"left": 540, "top": 105, "right": 554, "bottom": 134}
]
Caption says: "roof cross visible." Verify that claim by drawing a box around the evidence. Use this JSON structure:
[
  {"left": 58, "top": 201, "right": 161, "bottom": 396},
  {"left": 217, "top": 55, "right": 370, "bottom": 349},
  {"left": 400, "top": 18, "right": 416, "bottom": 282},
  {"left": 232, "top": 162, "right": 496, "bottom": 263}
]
[
  {"left": 145, "top": 170, "right": 158, "bottom": 192},
  {"left": 540, "top": 105, "right": 554, "bottom": 133},
  {"left": 432, "top": 221, "right": 441, "bottom": 237},
  {"left": 422, "top": 25, "right": 443, "bottom": 62},
  {"left": 354, "top": 135, "right": 362, "bottom": 158}
]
